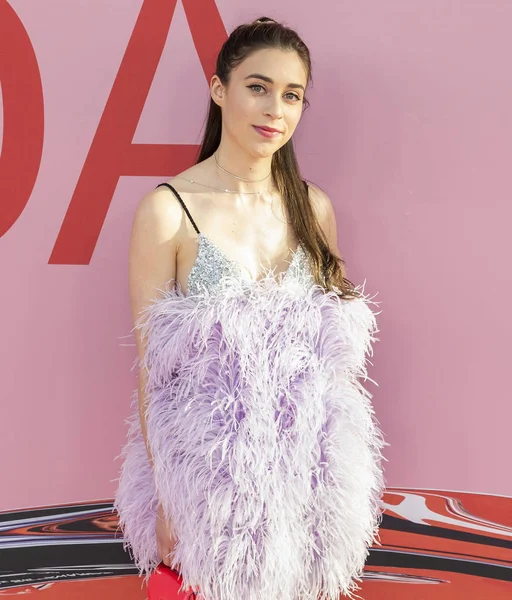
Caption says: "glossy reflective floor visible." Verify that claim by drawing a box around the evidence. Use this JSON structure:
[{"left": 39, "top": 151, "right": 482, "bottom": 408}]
[{"left": 1, "top": 489, "right": 511, "bottom": 599}]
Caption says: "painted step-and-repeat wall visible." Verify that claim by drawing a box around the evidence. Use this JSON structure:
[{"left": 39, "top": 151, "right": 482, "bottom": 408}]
[{"left": 1, "top": 1, "right": 511, "bottom": 598}]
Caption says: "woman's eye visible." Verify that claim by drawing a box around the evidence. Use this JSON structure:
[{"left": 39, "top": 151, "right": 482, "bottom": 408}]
[{"left": 248, "top": 85, "right": 301, "bottom": 102}]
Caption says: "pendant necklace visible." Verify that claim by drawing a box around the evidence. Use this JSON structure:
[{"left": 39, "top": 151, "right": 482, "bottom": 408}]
[{"left": 172, "top": 152, "right": 274, "bottom": 194}]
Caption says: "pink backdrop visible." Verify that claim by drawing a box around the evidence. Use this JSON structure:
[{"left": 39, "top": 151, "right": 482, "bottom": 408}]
[{"left": 1, "top": 0, "right": 510, "bottom": 519}]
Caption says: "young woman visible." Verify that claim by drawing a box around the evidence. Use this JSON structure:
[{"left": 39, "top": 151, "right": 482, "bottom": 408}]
[{"left": 114, "top": 16, "right": 386, "bottom": 600}]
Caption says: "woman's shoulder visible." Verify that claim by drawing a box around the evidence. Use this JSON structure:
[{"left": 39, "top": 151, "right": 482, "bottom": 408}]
[
  {"left": 134, "top": 169, "right": 205, "bottom": 234},
  {"left": 304, "top": 181, "right": 335, "bottom": 225}
]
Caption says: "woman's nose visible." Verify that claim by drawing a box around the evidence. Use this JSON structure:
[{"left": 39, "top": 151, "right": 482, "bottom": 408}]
[{"left": 264, "top": 95, "right": 284, "bottom": 119}]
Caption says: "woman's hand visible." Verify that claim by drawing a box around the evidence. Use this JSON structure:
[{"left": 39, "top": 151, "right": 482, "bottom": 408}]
[
  {"left": 156, "top": 501, "right": 180, "bottom": 570},
  {"left": 155, "top": 503, "right": 200, "bottom": 595}
]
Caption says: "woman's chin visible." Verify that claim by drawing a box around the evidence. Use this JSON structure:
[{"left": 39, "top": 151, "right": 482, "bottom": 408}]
[{"left": 249, "top": 144, "right": 280, "bottom": 159}]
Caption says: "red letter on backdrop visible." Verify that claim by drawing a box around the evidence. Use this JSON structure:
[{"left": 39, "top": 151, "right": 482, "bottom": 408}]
[
  {"left": 0, "top": 0, "right": 44, "bottom": 236},
  {"left": 50, "top": 0, "right": 227, "bottom": 265}
]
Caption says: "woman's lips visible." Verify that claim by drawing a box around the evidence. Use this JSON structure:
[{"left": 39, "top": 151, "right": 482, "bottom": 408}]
[{"left": 252, "top": 126, "right": 282, "bottom": 138}]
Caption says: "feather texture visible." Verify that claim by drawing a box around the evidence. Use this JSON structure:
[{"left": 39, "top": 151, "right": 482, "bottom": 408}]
[{"left": 113, "top": 274, "right": 386, "bottom": 600}]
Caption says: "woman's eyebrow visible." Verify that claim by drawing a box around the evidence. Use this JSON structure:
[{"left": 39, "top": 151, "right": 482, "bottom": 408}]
[{"left": 244, "top": 73, "right": 305, "bottom": 91}]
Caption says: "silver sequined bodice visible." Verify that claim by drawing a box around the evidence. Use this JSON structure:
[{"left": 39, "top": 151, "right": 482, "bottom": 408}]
[{"left": 187, "top": 233, "right": 315, "bottom": 297}]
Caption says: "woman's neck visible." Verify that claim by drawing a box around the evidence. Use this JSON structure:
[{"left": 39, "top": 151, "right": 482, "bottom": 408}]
[{"left": 210, "top": 145, "right": 274, "bottom": 194}]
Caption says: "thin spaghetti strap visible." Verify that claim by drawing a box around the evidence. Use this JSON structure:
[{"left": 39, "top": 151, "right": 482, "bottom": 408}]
[{"left": 155, "top": 182, "right": 201, "bottom": 234}]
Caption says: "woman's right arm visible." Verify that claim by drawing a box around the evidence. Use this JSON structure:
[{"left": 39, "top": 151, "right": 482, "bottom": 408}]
[
  {"left": 129, "top": 186, "right": 183, "bottom": 472},
  {"left": 130, "top": 185, "right": 190, "bottom": 569}
]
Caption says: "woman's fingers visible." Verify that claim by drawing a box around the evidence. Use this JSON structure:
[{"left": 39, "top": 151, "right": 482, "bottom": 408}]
[
  {"left": 163, "top": 551, "right": 173, "bottom": 567},
  {"left": 156, "top": 502, "right": 180, "bottom": 568}
]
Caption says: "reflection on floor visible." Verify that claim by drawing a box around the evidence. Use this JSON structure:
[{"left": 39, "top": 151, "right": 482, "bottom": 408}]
[{"left": 1, "top": 489, "right": 511, "bottom": 599}]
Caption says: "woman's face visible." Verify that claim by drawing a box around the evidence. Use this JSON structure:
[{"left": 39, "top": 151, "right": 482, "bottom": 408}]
[{"left": 211, "top": 47, "right": 308, "bottom": 158}]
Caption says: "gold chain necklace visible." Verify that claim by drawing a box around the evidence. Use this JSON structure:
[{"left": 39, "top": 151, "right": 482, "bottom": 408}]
[
  {"left": 172, "top": 175, "right": 274, "bottom": 194},
  {"left": 213, "top": 152, "right": 272, "bottom": 183},
  {"left": 172, "top": 153, "right": 274, "bottom": 194}
]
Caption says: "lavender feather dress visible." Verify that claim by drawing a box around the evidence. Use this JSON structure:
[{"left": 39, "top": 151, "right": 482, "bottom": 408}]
[{"left": 113, "top": 228, "right": 386, "bottom": 600}]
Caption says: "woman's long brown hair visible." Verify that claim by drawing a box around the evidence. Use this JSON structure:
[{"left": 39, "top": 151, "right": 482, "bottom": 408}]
[{"left": 195, "top": 17, "right": 361, "bottom": 300}]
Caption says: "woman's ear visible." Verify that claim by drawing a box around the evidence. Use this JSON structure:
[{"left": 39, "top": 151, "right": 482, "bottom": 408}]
[{"left": 210, "top": 75, "right": 225, "bottom": 107}]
